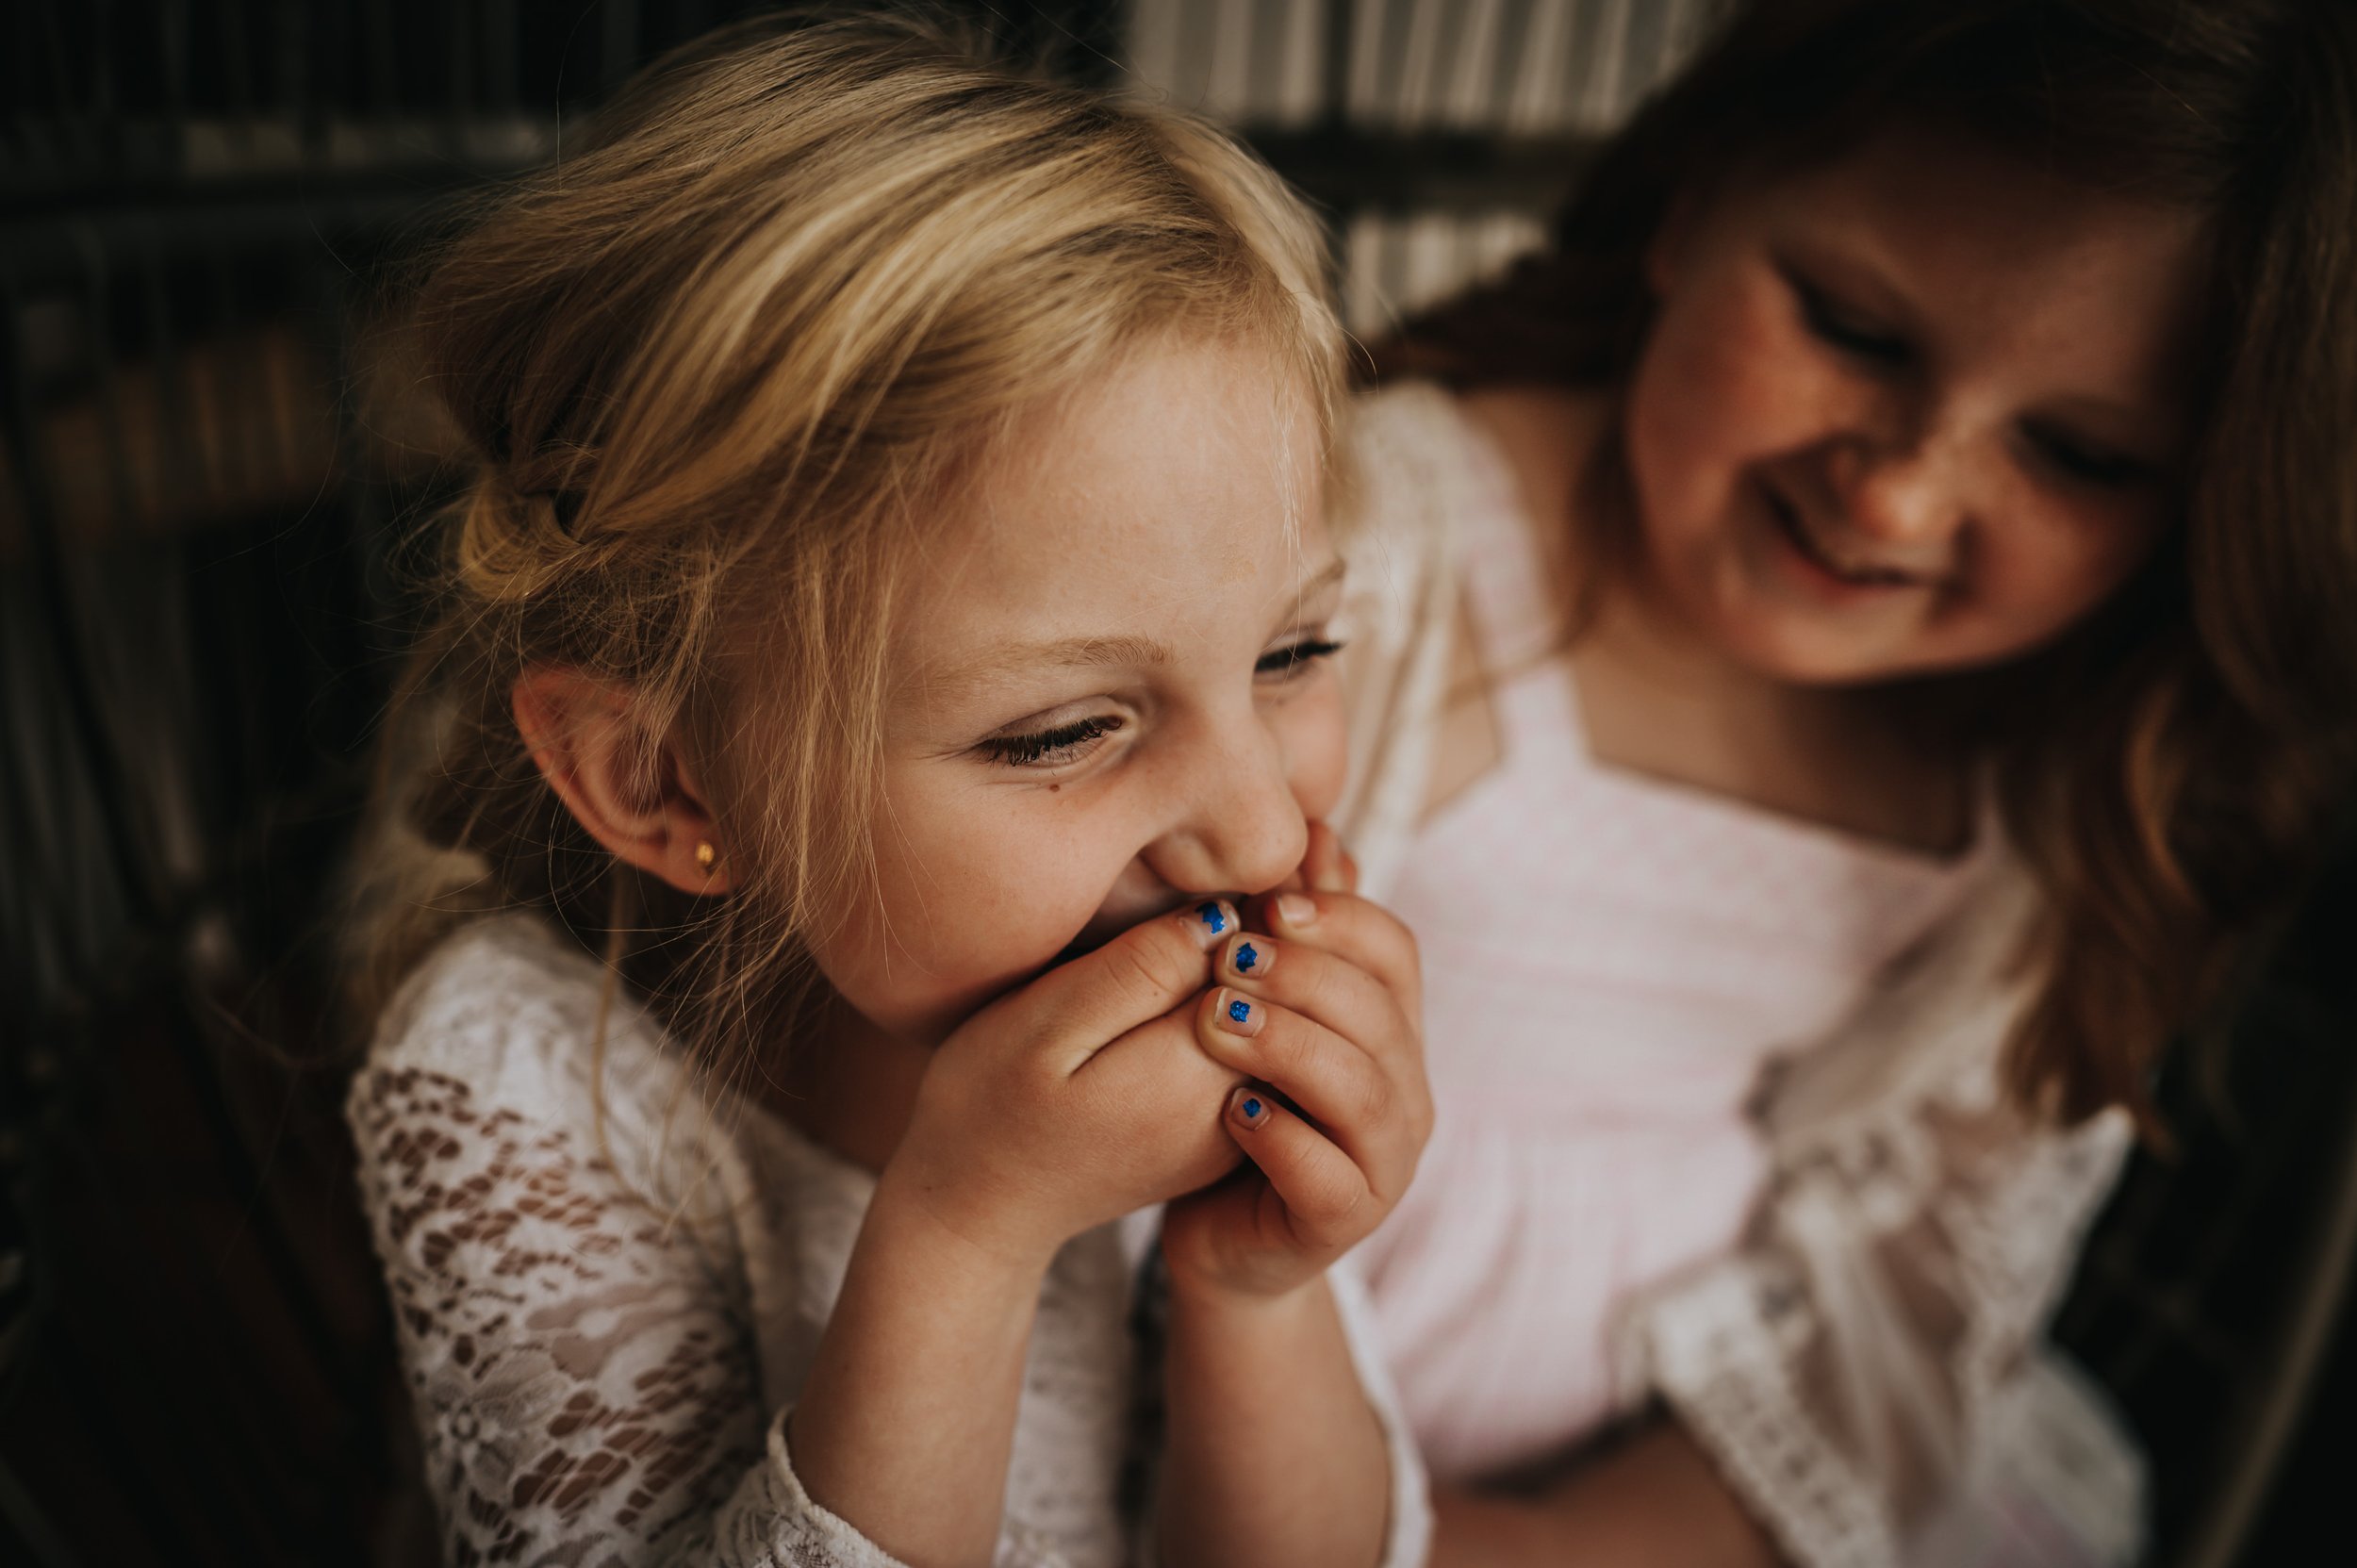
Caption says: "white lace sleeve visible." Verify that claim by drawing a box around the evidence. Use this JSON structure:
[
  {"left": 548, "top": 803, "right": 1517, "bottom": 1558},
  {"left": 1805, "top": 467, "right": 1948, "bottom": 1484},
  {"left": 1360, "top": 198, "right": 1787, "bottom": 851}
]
[
  {"left": 1624, "top": 870, "right": 2145, "bottom": 1568},
  {"left": 347, "top": 923, "right": 915, "bottom": 1568}
]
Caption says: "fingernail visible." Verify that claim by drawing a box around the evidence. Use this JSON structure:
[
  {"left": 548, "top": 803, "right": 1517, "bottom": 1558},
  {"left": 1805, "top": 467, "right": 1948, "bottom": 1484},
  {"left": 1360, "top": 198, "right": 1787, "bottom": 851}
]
[
  {"left": 1212, "top": 988, "right": 1262, "bottom": 1036},
  {"left": 1275, "top": 893, "right": 1318, "bottom": 928},
  {"left": 1190, "top": 900, "right": 1240, "bottom": 949},
  {"left": 1225, "top": 934, "right": 1271, "bottom": 980},
  {"left": 1230, "top": 1086, "right": 1271, "bottom": 1128}
]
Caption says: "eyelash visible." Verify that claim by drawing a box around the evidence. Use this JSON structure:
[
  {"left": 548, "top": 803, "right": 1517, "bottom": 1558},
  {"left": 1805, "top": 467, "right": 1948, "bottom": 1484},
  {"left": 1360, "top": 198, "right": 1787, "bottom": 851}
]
[
  {"left": 979, "top": 638, "right": 1344, "bottom": 770},
  {"left": 2025, "top": 426, "right": 2147, "bottom": 489},
  {"left": 1793, "top": 274, "right": 1909, "bottom": 366},
  {"left": 981, "top": 715, "right": 1123, "bottom": 767},
  {"left": 1782, "top": 266, "right": 1914, "bottom": 370},
  {"left": 1257, "top": 636, "right": 1345, "bottom": 677}
]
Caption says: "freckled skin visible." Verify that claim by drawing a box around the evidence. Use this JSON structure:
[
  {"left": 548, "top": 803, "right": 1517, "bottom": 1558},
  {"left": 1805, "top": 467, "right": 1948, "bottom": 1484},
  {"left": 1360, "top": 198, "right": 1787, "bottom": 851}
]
[
  {"left": 806, "top": 338, "right": 1347, "bottom": 1049},
  {"left": 1625, "top": 126, "right": 2209, "bottom": 685}
]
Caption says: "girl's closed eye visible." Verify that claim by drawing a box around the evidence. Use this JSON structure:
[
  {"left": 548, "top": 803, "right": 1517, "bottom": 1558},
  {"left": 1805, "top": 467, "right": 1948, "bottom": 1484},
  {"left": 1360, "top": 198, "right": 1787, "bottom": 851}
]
[
  {"left": 979, "top": 713, "right": 1125, "bottom": 768},
  {"left": 2020, "top": 422, "right": 2153, "bottom": 491},
  {"left": 1256, "top": 635, "right": 1344, "bottom": 681},
  {"left": 976, "top": 635, "right": 1342, "bottom": 769},
  {"left": 1782, "top": 263, "right": 1909, "bottom": 367}
]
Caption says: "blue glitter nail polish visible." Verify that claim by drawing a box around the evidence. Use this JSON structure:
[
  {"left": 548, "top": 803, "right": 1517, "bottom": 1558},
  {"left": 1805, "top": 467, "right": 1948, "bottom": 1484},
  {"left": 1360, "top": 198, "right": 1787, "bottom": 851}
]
[
  {"left": 1228, "top": 999, "right": 1251, "bottom": 1024},
  {"left": 1234, "top": 941, "right": 1259, "bottom": 974},
  {"left": 1242, "top": 1096, "right": 1263, "bottom": 1120},
  {"left": 1197, "top": 901, "right": 1227, "bottom": 935}
]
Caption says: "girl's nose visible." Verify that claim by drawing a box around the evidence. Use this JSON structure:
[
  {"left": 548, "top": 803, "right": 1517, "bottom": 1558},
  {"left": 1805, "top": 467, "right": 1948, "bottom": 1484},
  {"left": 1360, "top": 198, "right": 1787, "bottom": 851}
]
[
  {"left": 1826, "top": 432, "right": 1968, "bottom": 547},
  {"left": 1146, "top": 719, "right": 1309, "bottom": 898}
]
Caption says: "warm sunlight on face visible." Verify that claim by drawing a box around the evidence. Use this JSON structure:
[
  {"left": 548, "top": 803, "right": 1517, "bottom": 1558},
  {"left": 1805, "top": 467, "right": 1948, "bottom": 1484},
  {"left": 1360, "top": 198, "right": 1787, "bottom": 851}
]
[
  {"left": 811, "top": 336, "right": 1346, "bottom": 1046},
  {"left": 1624, "top": 124, "right": 2210, "bottom": 685}
]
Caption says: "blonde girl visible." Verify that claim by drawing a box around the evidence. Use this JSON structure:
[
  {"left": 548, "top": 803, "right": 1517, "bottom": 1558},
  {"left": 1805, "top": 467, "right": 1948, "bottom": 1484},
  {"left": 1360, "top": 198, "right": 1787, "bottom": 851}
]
[
  {"left": 346, "top": 13, "right": 1432, "bottom": 1567},
  {"left": 1323, "top": 0, "right": 2357, "bottom": 1563}
]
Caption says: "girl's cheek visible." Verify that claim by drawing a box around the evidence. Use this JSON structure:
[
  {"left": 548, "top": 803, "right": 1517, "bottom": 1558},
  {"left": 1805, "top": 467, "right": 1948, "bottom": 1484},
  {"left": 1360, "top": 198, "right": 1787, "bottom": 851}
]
[
  {"left": 811, "top": 819, "right": 1094, "bottom": 1032},
  {"left": 1707, "top": 279, "right": 1834, "bottom": 446},
  {"left": 1978, "top": 500, "right": 2165, "bottom": 651},
  {"left": 1635, "top": 275, "right": 1788, "bottom": 482}
]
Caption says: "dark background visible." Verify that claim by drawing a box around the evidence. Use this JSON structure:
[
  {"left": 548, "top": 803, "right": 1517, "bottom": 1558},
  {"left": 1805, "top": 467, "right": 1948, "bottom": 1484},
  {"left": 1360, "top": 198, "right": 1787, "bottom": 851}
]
[{"left": 5, "top": 4, "right": 2354, "bottom": 1563}]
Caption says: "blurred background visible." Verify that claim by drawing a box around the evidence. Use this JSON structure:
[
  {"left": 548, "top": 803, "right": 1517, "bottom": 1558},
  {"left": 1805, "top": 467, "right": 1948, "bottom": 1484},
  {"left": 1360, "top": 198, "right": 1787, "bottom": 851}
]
[{"left": 4, "top": 3, "right": 2354, "bottom": 1563}]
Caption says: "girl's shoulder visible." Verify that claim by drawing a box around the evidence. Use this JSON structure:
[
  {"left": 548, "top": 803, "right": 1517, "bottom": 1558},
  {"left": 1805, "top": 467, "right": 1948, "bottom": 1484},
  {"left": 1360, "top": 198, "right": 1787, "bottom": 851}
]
[
  {"left": 1342, "top": 380, "right": 1606, "bottom": 594},
  {"left": 354, "top": 912, "right": 703, "bottom": 1168},
  {"left": 1333, "top": 381, "right": 1493, "bottom": 657},
  {"left": 1343, "top": 380, "right": 1489, "bottom": 546},
  {"left": 350, "top": 912, "right": 860, "bottom": 1225}
]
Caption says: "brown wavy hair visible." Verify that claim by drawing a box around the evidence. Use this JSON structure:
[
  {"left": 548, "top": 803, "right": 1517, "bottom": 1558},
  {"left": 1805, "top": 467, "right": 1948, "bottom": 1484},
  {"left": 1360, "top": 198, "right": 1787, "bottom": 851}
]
[
  {"left": 347, "top": 8, "right": 1344, "bottom": 1086},
  {"left": 1380, "top": 0, "right": 2357, "bottom": 1124}
]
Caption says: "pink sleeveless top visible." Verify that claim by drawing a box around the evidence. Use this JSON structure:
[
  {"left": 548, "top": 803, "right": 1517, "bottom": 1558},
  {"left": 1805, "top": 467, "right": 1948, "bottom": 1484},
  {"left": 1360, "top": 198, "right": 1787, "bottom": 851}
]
[{"left": 1354, "top": 409, "right": 1996, "bottom": 1482}]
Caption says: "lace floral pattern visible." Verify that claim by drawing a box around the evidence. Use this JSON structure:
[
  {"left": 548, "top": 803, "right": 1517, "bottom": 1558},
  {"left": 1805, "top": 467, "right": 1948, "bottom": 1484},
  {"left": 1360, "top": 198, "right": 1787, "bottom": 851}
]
[
  {"left": 354, "top": 1063, "right": 769, "bottom": 1563},
  {"left": 1633, "top": 868, "right": 2144, "bottom": 1568},
  {"left": 1631, "top": 1072, "right": 2138, "bottom": 1567},
  {"left": 350, "top": 913, "right": 1430, "bottom": 1568}
]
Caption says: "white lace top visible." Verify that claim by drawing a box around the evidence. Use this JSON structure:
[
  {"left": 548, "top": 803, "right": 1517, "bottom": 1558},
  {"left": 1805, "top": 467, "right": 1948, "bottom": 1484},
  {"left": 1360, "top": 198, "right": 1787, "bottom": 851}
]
[
  {"left": 1328, "top": 384, "right": 2145, "bottom": 1568},
  {"left": 348, "top": 911, "right": 1430, "bottom": 1568}
]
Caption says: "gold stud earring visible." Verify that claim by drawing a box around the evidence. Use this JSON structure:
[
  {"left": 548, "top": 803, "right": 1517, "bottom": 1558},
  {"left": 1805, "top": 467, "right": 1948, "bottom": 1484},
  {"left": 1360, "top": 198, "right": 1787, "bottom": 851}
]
[{"left": 694, "top": 840, "right": 717, "bottom": 873}]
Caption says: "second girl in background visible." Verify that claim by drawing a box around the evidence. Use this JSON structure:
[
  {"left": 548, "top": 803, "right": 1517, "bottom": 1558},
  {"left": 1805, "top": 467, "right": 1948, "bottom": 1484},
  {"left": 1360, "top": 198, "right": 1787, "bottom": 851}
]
[{"left": 1332, "top": 0, "right": 2357, "bottom": 1564}]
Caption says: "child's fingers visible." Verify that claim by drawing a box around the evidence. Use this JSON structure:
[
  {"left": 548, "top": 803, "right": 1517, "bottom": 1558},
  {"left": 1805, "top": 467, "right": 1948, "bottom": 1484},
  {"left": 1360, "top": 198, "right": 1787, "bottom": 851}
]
[
  {"left": 1228, "top": 897, "right": 1422, "bottom": 1048},
  {"left": 1224, "top": 1085, "right": 1371, "bottom": 1247},
  {"left": 1195, "top": 989, "right": 1413, "bottom": 1180},
  {"left": 1211, "top": 930, "right": 1417, "bottom": 1083},
  {"left": 1023, "top": 899, "right": 1236, "bottom": 1071}
]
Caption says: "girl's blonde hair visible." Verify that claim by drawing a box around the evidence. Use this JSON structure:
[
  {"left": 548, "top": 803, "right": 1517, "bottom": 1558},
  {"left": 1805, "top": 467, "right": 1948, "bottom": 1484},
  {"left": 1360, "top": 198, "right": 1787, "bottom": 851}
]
[{"left": 352, "top": 8, "right": 1346, "bottom": 1076}]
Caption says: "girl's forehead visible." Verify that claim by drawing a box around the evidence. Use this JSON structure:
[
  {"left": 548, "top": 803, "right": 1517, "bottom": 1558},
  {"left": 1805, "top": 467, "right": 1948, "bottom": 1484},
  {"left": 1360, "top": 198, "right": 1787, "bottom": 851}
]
[
  {"left": 1754, "top": 125, "right": 2202, "bottom": 261},
  {"left": 894, "top": 336, "right": 1333, "bottom": 669}
]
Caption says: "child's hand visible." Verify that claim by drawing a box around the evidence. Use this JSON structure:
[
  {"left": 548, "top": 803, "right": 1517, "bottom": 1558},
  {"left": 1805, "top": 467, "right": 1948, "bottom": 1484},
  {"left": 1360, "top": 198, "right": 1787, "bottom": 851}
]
[
  {"left": 877, "top": 899, "right": 1248, "bottom": 1271},
  {"left": 1160, "top": 825, "right": 1429, "bottom": 1300}
]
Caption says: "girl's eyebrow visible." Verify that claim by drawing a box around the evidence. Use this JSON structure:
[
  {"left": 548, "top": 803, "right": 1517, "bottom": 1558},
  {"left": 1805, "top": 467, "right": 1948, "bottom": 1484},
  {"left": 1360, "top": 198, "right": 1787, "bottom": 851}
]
[
  {"left": 1294, "top": 559, "right": 1349, "bottom": 597},
  {"left": 1261, "top": 557, "right": 1350, "bottom": 636},
  {"left": 925, "top": 635, "right": 1174, "bottom": 701},
  {"left": 1269, "top": 557, "right": 1349, "bottom": 620},
  {"left": 923, "top": 559, "right": 1347, "bottom": 702}
]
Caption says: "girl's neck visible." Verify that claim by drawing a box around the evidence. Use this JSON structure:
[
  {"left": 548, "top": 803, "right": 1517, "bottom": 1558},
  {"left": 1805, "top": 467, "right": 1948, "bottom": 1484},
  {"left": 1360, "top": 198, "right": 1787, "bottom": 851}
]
[{"left": 1459, "top": 382, "right": 1973, "bottom": 856}]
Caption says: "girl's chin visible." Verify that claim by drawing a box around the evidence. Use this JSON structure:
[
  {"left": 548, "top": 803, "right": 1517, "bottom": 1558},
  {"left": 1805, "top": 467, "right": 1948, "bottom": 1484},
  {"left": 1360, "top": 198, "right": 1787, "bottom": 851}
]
[
  {"left": 1747, "top": 636, "right": 1987, "bottom": 688},
  {"left": 1674, "top": 564, "right": 1916, "bottom": 685},
  {"left": 1699, "top": 595, "right": 1937, "bottom": 686}
]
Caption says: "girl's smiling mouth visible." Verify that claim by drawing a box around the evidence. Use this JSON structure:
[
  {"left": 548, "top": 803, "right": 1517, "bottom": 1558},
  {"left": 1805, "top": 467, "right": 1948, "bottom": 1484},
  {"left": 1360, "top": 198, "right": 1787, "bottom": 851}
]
[{"left": 1761, "top": 482, "right": 1942, "bottom": 592}]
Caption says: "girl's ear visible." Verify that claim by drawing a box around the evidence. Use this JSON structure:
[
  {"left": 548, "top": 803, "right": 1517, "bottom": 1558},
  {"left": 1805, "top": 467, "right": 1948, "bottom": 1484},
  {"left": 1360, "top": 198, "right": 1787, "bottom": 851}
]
[{"left": 512, "top": 668, "right": 734, "bottom": 894}]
